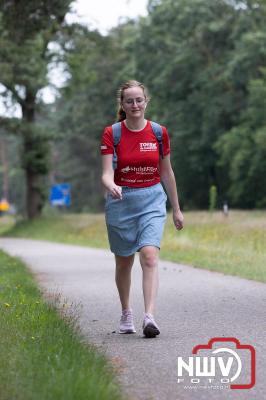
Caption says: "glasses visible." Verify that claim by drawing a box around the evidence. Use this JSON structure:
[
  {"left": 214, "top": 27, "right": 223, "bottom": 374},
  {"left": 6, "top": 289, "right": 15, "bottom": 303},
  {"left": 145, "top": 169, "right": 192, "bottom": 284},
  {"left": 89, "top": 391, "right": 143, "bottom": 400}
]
[{"left": 123, "top": 97, "right": 146, "bottom": 105}]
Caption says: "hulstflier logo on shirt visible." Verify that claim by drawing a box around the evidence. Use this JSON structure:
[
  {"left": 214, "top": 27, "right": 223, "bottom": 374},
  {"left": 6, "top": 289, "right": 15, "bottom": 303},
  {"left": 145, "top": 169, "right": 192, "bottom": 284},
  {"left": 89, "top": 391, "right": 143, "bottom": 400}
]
[{"left": 121, "top": 166, "right": 157, "bottom": 174}]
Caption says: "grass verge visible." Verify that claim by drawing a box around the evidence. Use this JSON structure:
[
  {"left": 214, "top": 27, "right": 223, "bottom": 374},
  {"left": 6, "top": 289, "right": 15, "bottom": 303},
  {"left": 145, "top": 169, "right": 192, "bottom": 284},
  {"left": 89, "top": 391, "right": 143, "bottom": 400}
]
[
  {"left": 162, "top": 210, "right": 266, "bottom": 283},
  {"left": 0, "top": 250, "right": 123, "bottom": 400},
  {"left": 1, "top": 210, "right": 266, "bottom": 283}
]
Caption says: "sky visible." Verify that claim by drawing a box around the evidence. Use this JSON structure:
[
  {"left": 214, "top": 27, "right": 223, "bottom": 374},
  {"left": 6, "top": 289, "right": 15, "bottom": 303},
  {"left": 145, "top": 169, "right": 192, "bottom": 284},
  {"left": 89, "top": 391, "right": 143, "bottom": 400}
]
[
  {"left": 0, "top": 0, "right": 148, "bottom": 117},
  {"left": 66, "top": 0, "right": 148, "bottom": 34}
]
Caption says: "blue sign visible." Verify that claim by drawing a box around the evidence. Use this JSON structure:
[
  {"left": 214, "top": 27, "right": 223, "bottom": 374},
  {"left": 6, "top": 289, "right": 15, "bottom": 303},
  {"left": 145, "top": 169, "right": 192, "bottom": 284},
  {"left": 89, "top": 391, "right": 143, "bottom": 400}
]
[{"left": 49, "top": 184, "right": 71, "bottom": 207}]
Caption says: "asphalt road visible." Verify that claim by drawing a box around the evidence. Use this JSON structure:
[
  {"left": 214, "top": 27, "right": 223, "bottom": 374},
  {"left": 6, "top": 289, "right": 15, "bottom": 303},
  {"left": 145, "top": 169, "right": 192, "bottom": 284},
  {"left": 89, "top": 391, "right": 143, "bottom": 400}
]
[{"left": 0, "top": 238, "right": 265, "bottom": 400}]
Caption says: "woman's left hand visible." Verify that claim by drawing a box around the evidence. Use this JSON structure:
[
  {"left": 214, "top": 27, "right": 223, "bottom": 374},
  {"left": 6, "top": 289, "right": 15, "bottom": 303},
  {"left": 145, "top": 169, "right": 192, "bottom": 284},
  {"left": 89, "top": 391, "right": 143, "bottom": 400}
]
[{"left": 173, "top": 209, "right": 184, "bottom": 230}]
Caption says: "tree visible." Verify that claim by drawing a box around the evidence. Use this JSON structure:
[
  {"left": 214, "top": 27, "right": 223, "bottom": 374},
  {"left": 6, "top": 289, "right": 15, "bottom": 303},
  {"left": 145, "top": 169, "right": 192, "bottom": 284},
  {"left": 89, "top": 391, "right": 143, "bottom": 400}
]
[
  {"left": 217, "top": 71, "right": 266, "bottom": 207},
  {"left": 0, "top": 0, "right": 72, "bottom": 218},
  {"left": 215, "top": 0, "right": 266, "bottom": 207}
]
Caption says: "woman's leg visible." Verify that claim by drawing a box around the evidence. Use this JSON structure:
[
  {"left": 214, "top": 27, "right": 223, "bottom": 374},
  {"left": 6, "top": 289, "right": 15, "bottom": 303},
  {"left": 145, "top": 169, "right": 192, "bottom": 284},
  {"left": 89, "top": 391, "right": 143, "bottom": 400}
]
[
  {"left": 139, "top": 246, "right": 159, "bottom": 315},
  {"left": 115, "top": 254, "right": 135, "bottom": 311}
]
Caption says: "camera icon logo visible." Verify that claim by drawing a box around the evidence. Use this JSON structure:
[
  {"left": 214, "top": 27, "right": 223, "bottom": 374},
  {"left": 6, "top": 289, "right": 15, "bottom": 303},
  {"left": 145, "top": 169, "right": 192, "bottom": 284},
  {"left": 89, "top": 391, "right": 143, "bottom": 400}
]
[{"left": 177, "top": 337, "right": 256, "bottom": 390}]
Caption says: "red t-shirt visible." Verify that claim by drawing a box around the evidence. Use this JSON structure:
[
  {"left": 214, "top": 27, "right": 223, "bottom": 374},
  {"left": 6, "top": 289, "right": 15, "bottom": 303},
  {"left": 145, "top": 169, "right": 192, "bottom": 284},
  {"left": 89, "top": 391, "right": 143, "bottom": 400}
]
[{"left": 101, "top": 120, "right": 170, "bottom": 188}]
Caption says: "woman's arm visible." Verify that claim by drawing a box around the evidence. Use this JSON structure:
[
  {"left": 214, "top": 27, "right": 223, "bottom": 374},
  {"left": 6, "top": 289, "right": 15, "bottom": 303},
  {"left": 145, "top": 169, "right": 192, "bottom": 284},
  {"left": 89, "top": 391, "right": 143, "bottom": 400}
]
[
  {"left": 159, "top": 155, "right": 184, "bottom": 230},
  {"left": 101, "top": 154, "right": 122, "bottom": 199}
]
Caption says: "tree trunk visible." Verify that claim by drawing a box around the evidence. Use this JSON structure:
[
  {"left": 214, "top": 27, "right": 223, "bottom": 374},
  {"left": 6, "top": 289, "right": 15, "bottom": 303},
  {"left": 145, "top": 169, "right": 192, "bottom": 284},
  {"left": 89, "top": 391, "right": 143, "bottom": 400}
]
[
  {"left": 25, "top": 168, "right": 43, "bottom": 218},
  {"left": 22, "top": 90, "right": 44, "bottom": 219}
]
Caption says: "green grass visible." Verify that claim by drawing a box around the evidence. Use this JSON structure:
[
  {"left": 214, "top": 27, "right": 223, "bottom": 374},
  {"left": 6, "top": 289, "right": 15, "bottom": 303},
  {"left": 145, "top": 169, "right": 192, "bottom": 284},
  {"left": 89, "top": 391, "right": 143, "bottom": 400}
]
[
  {"left": 0, "top": 216, "right": 14, "bottom": 235},
  {"left": 1, "top": 210, "right": 266, "bottom": 282},
  {"left": 1, "top": 213, "right": 109, "bottom": 248},
  {"left": 161, "top": 210, "right": 266, "bottom": 282},
  {"left": 0, "top": 250, "right": 123, "bottom": 400}
]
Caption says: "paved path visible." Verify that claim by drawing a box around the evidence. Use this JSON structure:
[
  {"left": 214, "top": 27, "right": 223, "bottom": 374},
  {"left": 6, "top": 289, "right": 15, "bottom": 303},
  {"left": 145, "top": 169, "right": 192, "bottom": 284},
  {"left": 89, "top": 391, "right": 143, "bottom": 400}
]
[{"left": 0, "top": 238, "right": 265, "bottom": 400}]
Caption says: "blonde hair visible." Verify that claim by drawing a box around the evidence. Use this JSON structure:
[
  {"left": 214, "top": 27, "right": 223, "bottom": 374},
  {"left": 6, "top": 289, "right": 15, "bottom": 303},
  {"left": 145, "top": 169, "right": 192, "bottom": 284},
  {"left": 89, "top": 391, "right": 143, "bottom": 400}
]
[{"left": 116, "top": 80, "right": 150, "bottom": 122}]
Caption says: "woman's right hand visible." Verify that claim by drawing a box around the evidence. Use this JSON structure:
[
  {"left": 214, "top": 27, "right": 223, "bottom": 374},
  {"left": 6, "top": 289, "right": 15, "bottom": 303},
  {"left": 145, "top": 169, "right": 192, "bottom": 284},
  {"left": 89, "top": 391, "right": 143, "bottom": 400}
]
[
  {"left": 102, "top": 155, "right": 122, "bottom": 199},
  {"left": 108, "top": 184, "right": 122, "bottom": 199}
]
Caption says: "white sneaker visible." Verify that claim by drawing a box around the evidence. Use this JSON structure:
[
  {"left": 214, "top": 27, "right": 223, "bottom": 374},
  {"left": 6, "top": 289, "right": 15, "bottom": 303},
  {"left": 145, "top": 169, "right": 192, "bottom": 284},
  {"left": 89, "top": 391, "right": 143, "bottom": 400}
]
[
  {"left": 119, "top": 309, "right": 136, "bottom": 334},
  {"left": 142, "top": 313, "right": 160, "bottom": 338}
]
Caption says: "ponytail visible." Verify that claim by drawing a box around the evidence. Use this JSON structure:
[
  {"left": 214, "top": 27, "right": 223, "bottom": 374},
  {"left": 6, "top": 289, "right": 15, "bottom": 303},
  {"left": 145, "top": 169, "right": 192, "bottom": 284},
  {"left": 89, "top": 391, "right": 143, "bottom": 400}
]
[{"left": 116, "top": 106, "right": 127, "bottom": 122}]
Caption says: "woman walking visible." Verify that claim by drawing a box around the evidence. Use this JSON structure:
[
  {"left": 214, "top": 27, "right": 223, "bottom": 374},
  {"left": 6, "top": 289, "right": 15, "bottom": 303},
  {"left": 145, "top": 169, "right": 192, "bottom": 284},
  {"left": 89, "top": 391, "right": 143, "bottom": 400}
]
[{"left": 101, "top": 80, "right": 183, "bottom": 338}]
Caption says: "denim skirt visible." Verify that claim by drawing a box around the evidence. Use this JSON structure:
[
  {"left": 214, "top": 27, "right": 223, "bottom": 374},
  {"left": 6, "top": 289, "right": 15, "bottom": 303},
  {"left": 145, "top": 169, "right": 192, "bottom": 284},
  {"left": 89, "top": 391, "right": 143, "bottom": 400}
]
[{"left": 105, "top": 183, "right": 167, "bottom": 256}]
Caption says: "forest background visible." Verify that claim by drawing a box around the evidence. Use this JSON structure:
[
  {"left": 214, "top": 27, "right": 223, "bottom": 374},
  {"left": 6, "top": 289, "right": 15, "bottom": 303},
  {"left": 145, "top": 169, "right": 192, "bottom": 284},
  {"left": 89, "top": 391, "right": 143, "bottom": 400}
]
[{"left": 1, "top": 0, "right": 266, "bottom": 218}]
